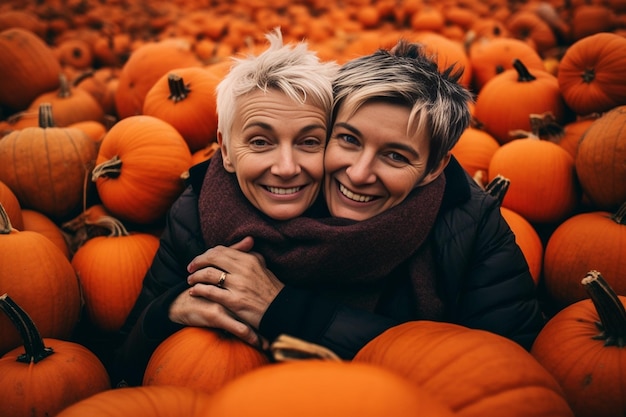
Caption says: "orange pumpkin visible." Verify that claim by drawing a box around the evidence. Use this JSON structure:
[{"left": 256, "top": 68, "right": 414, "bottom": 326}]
[
  {"left": 557, "top": 32, "right": 626, "bottom": 117},
  {"left": 25, "top": 74, "right": 105, "bottom": 127},
  {"left": 468, "top": 37, "right": 545, "bottom": 93},
  {"left": 206, "top": 360, "right": 456, "bottom": 417},
  {"left": 450, "top": 127, "right": 500, "bottom": 183},
  {"left": 0, "top": 204, "right": 81, "bottom": 356},
  {"left": 488, "top": 136, "right": 579, "bottom": 224},
  {"left": 506, "top": 9, "right": 557, "bottom": 55},
  {"left": 114, "top": 38, "right": 202, "bottom": 119},
  {"left": 56, "top": 385, "right": 213, "bottom": 417},
  {"left": 144, "top": 327, "right": 271, "bottom": 393},
  {"left": 354, "top": 321, "right": 574, "bottom": 417},
  {"left": 575, "top": 105, "right": 626, "bottom": 211},
  {"left": 0, "top": 294, "right": 110, "bottom": 417},
  {"left": 92, "top": 115, "right": 192, "bottom": 225},
  {"left": 543, "top": 202, "right": 626, "bottom": 309},
  {"left": 143, "top": 67, "right": 221, "bottom": 152},
  {"left": 71, "top": 215, "right": 159, "bottom": 333},
  {"left": 557, "top": 117, "right": 596, "bottom": 159},
  {"left": 474, "top": 59, "right": 566, "bottom": 145},
  {"left": 0, "top": 103, "right": 99, "bottom": 221},
  {"left": 0, "top": 28, "right": 62, "bottom": 112},
  {"left": 531, "top": 271, "right": 626, "bottom": 417}
]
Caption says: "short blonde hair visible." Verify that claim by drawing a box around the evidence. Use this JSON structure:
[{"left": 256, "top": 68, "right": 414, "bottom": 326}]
[{"left": 216, "top": 28, "right": 338, "bottom": 147}]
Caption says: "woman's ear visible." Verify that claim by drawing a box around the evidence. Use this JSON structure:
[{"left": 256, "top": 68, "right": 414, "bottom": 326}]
[
  {"left": 218, "top": 131, "right": 236, "bottom": 173},
  {"left": 418, "top": 153, "right": 451, "bottom": 187}
]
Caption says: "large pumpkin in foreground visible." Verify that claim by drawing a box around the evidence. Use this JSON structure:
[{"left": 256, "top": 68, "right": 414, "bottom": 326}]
[
  {"left": 532, "top": 271, "right": 626, "bottom": 417},
  {"left": 205, "top": 360, "right": 455, "bottom": 417},
  {"left": 354, "top": 321, "right": 574, "bottom": 417}
]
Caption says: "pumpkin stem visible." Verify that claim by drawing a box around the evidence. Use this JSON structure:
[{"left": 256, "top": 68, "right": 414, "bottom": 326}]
[
  {"left": 270, "top": 334, "right": 341, "bottom": 362},
  {"left": 0, "top": 203, "right": 14, "bottom": 234},
  {"left": 167, "top": 74, "right": 191, "bottom": 103},
  {"left": 91, "top": 155, "right": 122, "bottom": 181},
  {"left": 38, "top": 102, "right": 56, "bottom": 128},
  {"left": 513, "top": 59, "right": 537, "bottom": 82},
  {"left": 529, "top": 112, "right": 565, "bottom": 141},
  {"left": 611, "top": 202, "right": 626, "bottom": 225},
  {"left": 57, "top": 73, "right": 73, "bottom": 99},
  {"left": 581, "top": 68, "right": 595, "bottom": 84},
  {"left": 0, "top": 293, "right": 55, "bottom": 363},
  {"left": 485, "top": 174, "right": 510, "bottom": 205},
  {"left": 582, "top": 270, "right": 626, "bottom": 348},
  {"left": 92, "top": 215, "right": 131, "bottom": 237}
]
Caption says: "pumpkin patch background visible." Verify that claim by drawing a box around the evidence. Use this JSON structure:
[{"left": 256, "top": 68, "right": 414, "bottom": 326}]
[{"left": 1, "top": 0, "right": 625, "bottom": 415}]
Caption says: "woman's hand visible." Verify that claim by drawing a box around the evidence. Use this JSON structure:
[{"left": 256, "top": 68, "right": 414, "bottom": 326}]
[
  {"left": 168, "top": 288, "right": 267, "bottom": 349},
  {"left": 186, "top": 237, "right": 285, "bottom": 330}
]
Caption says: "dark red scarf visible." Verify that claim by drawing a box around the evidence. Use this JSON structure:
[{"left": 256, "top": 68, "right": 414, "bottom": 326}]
[{"left": 198, "top": 151, "right": 446, "bottom": 319}]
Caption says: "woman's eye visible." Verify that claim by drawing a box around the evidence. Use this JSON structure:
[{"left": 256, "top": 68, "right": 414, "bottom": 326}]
[
  {"left": 387, "top": 151, "right": 410, "bottom": 164},
  {"left": 338, "top": 134, "right": 359, "bottom": 145},
  {"left": 250, "top": 138, "right": 270, "bottom": 147}
]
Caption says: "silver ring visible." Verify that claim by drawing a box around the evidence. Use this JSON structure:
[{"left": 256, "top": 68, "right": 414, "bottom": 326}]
[{"left": 217, "top": 271, "right": 227, "bottom": 288}]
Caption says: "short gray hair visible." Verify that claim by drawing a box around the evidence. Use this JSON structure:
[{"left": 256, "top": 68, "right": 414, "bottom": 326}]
[
  {"left": 216, "top": 28, "right": 338, "bottom": 147},
  {"left": 332, "top": 40, "right": 473, "bottom": 174}
]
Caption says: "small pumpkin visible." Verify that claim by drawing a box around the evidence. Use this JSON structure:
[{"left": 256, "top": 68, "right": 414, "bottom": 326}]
[
  {"left": 450, "top": 127, "right": 500, "bottom": 184},
  {"left": 543, "top": 202, "right": 626, "bottom": 309},
  {"left": 0, "top": 103, "right": 99, "bottom": 221},
  {"left": 143, "top": 327, "right": 271, "bottom": 393},
  {"left": 531, "top": 271, "right": 626, "bottom": 417},
  {"left": 143, "top": 67, "right": 222, "bottom": 152},
  {"left": 474, "top": 58, "right": 567, "bottom": 145},
  {"left": 0, "top": 294, "right": 110, "bottom": 417},
  {"left": 487, "top": 135, "right": 579, "bottom": 224},
  {"left": 71, "top": 215, "right": 159, "bottom": 333},
  {"left": 0, "top": 179, "right": 23, "bottom": 231},
  {"left": 557, "top": 32, "right": 626, "bottom": 117},
  {"left": 21, "top": 209, "right": 70, "bottom": 259},
  {"left": 91, "top": 115, "right": 192, "bottom": 225}
]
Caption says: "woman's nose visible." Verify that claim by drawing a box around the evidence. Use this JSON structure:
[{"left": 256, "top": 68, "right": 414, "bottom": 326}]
[
  {"left": 345, "top": 155, "right": 376, "bottom": 184},
  {"left": 270, "top": 148, "right": 301, "bottom": 178}
]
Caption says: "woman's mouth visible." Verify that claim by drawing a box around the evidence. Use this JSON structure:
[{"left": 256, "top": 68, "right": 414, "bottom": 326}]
[
  {"left": 266, "top": 186, "right": 302, "bottom": 195},
  {"left": 338, "top": 182, "right": 375, "bottom": 202}
]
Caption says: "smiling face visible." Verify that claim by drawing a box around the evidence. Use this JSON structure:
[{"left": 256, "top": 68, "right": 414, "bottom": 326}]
[
  {"left": 220, "top": 89, "right": 328, "bottom": 221},
  {"left": 324, "top": 101, "right": 449, "bottom": 221}
]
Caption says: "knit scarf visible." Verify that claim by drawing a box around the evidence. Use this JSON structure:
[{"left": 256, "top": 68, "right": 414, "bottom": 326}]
[{"left": 198, "top": 151, "right": 446, "bottom": 319}]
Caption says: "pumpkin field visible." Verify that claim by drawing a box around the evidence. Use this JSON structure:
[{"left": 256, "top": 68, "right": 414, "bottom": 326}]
[{"left": 1, "top": 0, "right": 625, "bottom": 415}]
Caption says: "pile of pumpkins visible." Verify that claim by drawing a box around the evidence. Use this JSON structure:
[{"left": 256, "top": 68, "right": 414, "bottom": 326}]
[{"left": 0, "top": 0, "right": 625, "bottom": 416}]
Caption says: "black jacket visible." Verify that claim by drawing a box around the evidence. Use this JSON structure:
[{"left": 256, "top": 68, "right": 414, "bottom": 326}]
[{"left": 114, "top": 156, "right": 545, "bottom": 386}]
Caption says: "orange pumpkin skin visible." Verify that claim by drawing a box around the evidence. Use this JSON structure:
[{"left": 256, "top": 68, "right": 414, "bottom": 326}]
[
  {"left": 92, "top": 115, "right": 192, "bottom": 225},
  {"left": 557, "top": 33, "right": 626, "bottom": 117},
  {"left": 206, "top": 360, "right": 456, "bottom": 417},
  {"left": 144, "top": 327, "right": 270, "bottom": 394},
  {"left": 575, "top": 105, "right": 626, "bottom": 211},
  {"left": 0, "top": 338, "right": 111, "bottom": 417},
  {"left": 0, "top": 28, "right": 62, "bottom": 111},
  {"left": 450, "top": 127, "right": 500, "bottom": 181},
  {"left": 71, "top": 221, "right": 159, "bottom": 333},
  {"left": 488, "top": 138, "right": 579, "bottom": 224},
  {"left": 21, "top": 209, "right": 70, "bottom": 259},
  {"left": 56, "top": 385, "right": 215, "bottom": 417},
  {"left": 531, "top": 293, "right": 626, "bottom": 417},
  {"left": 500, "top": 206, "right": 543, "bottom": 285},
  {"left": 143, "top": 67, "right": 222, "bottom": 153},
  {"left": 543, "top": 205, "right": 626, "bottom": 309},
  {"left": 0, "top": 213, "right": 81, "bottom": 356},
  {"left": 354, "top": 321, "right": 574, "bottom": 417}
]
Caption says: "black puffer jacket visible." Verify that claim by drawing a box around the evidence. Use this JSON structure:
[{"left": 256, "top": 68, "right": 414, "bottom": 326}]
[{"left": 114, "top": 156, "right": 545, "bottom": 386}]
